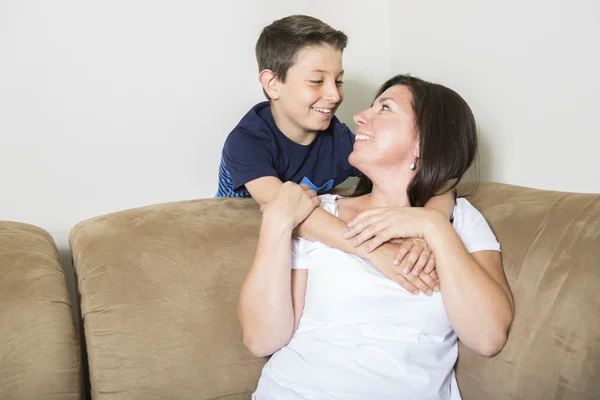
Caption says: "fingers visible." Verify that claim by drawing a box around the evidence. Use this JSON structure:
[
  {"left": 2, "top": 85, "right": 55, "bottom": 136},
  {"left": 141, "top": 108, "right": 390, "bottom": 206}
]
[
  {"left": 312, "top": 196, "right": 321, "bottom": 207},
  {"left": 399, "top": 245, "right": 422, "bottom": 275},
  {"left": 348, "top": 222, "right": 388, "bottom": 248},
  {"left": 344, "top": 214, "right": 386, "bottom": 241},
  {"left": 305, "top": 189, "right": 317, "bottom": 198},
  {"left": 391, "top": 274, "right": 420, "bottom": 296},
  {"left": 402, "top": 272, "right": 436, "bottom": 296},
  {"left": 423, "top": 254, "right": 436, "bottom": 274},
  {"left": 389, "top": 238, "right": 406, "bottom": 245},
  {"left": 347, "top": 208, "right": 386, "bottom": 228},
  {"left": 364, "top": 230, "right": 397, "bottom": 253},
  {"left": 393, "top": 240, "right": 413, "bottom": 266},
  {"left": 410, "top": 250, "right": 431, "bottom": 277},
  {"left": 416, "top": 271, "right": 440, "bottom": 294},
  {"left": 430, "top": 269, "right": 439, "bottom": 283}
]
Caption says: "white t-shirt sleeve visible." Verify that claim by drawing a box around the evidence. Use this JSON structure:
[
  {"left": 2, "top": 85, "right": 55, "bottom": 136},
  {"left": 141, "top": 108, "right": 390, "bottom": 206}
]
[
  {"left": 452, "top": 198, "right": 501, "bottom": 253},
  {"left": 291, "top": 237, "right": 309, "bottom": 269},
  {"left": 290, "top": 194, "right": 340, "bottom": 269}
]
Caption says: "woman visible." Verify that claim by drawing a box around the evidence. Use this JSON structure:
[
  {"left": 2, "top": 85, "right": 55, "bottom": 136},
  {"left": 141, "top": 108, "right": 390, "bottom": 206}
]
[{"left": 238, "top": 74, "right": 514, "bottom": 399}]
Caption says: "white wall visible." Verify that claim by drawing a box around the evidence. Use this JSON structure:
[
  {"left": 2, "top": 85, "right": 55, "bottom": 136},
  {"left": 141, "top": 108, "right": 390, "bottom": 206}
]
[
  {"left": 0, "top": 0, "right": 390, "bottom": 251},
  {"left": 1, "top": 0, "right": 598, "bottom": 255},
  {"left": 388, "top": 0, "right": 600, "bottom": 193}
]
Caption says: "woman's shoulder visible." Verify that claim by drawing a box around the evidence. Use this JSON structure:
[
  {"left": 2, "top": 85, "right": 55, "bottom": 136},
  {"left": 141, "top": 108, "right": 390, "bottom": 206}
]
[{"left": 452, "top": 198, "right": 501, "bottom": 253}]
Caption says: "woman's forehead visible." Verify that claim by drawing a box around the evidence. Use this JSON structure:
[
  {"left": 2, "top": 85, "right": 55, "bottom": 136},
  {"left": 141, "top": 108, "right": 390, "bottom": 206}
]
[
  {"left": 376, "top": 85, "right": 413, "bottom": 116},
  {"left": 378, "top": 85, "right": 412, "bottom": 106}
]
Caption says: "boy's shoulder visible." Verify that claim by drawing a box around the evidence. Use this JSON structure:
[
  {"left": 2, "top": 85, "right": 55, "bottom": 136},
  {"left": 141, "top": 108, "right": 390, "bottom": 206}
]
[{"left": 227, "top": 101, "right": 275, "bottom": 141}]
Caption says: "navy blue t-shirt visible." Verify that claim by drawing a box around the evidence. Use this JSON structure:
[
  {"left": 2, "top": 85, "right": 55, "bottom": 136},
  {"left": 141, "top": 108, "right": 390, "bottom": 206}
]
[{"left": 216, "top": 101, "right": 359, "bottom": 198}]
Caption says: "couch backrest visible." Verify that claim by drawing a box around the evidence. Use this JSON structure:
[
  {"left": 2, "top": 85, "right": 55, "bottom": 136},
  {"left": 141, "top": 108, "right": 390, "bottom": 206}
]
[
  {"left": 1, "top": 221, "right": 82, "bottom": 399},
  {"left": 70, "top": 198, "right": 265, "bottom": 400},
  {"left": 69, "top": 182, "right": 600, "bottom": 399},
  {"left": 455, "top": 182, "right": 600, "bottom": 400}
]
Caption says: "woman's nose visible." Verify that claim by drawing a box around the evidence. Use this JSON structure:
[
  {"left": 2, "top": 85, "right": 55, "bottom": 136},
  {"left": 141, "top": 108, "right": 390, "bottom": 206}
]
[{"left": 353, "top": 110, "right": 367, "bottom": 126}]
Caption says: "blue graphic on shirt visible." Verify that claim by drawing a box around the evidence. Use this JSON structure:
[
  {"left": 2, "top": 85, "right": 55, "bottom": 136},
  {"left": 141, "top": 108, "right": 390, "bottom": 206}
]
[{"left": 300, "top": 176, "right": 334, "bottom": 194}]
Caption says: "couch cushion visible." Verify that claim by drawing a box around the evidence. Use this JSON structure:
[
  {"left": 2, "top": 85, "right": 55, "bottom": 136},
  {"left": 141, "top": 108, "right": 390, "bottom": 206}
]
[
  {"left": 70, "top": 198, "right": 265, "bottom": 400},
  {"left": 455, "top": 182, "right": 600, "bottom": 400},
  {"left": 0, "top": 221, "right": 81, "bottom": 399},
  {"left": 70, "top": 182, "right": 600, "bottom": 400}
]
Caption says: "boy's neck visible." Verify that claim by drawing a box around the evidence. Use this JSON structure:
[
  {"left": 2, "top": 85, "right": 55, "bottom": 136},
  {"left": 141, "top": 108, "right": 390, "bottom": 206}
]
[{"left": 270, "top": 102, "right": 318, "bottom": 146}]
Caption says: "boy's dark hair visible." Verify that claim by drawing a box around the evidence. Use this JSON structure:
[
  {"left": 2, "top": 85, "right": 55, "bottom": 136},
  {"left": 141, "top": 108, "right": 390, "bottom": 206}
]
[
  {"left": 256, "top": 15, "right": 348, "bottom": 85},
  {"left": 353, "top": 74, "right": 478, "bottom": 207}
]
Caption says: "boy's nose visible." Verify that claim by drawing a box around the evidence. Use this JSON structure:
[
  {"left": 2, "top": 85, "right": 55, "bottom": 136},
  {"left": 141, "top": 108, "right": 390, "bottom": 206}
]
[{"left": 324, "top": 82, "right": 341, "bottom": 103}]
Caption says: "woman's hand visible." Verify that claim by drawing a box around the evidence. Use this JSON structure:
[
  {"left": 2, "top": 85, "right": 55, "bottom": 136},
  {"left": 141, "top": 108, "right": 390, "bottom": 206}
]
[
  {"left": 345, "top": 207, "right": 441, "bottom": 277},
  {"left": 388, "top": 238, "right": 437, "bottom": 278},
  {"left": 365, "top": 241, "right": 439, "bottom": 295},
  {"left": 261, "top": 182, "right": 320, "bottom": 231}
]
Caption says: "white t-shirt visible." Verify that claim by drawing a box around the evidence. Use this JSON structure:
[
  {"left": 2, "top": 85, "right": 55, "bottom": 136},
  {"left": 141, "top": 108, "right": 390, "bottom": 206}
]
[{"left": 253, "top": 195, "right": 501, "bottom": 400}]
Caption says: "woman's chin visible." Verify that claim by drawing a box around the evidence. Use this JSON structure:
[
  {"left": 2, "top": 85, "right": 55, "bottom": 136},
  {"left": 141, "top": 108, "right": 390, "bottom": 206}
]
[{"left": 348, "top": 152, "right": 359, "bottom": 169}]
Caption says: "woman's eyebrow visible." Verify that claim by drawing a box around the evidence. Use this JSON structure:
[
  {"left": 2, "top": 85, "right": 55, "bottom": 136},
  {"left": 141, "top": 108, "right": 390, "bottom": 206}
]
[{"left": 377, "top": 96, "right": 396, "bottom": 104}]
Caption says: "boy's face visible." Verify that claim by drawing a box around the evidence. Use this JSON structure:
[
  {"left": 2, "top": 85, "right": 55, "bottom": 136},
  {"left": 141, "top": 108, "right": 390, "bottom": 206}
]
[{"left": 272, "top": 44, "right": 344, "bottom": 140}]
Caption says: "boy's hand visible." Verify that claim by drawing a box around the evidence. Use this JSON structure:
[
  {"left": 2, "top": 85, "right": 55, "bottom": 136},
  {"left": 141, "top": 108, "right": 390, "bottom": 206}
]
[
  {"left": 261, "top": 182, "right": 320, "bottom": 231},
  {"left": 389, "top": 238, "right": 438, "bottom": 279}
]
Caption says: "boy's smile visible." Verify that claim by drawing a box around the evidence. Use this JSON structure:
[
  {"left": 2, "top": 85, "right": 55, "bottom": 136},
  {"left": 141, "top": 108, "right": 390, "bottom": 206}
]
[{"left": 269, "top": 44, "right": 344, "bottom": 145}]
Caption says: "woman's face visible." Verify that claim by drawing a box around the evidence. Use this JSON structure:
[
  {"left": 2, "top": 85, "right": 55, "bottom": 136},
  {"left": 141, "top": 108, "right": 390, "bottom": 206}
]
[{"left": 348, "top": 84, "right": 419, "bottom": 172}]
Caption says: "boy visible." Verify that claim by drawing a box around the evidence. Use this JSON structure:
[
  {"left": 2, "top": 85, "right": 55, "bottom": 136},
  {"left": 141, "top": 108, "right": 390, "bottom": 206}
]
[
  {"left": 216, "top": 14, "right": 355, "bottom": 202},
  {"left": 216, "top": 15, "right": 451, "bottom": 295}
]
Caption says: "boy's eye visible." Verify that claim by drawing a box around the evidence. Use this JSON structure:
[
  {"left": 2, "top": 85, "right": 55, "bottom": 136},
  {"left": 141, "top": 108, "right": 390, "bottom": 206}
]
[
  {"left": 381, "top": 104, "right": 391, "bottom": 111},
  {"left": 310, "top": 80, "right": 323, "bottom": 85},
  {"left": 336, "top": 80, "right": 344, "bottom": 87}
]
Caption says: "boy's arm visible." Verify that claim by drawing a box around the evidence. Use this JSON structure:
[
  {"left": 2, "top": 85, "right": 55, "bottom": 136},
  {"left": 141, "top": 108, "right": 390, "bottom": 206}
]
[
  {"left": 245, "top": 177, "right": 438, "bottom": 295},
  {"left": 423, "top": 188, "right": 456, "bottom": 221},
  {"left": 245, "top": 176, "right": 285, "bottom": 206}
]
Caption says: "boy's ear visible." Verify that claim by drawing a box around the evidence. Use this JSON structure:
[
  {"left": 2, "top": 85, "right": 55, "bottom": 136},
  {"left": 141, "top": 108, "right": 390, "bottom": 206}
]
[{"left": 259, "top": 69, "right": 280, "bottom": 100}]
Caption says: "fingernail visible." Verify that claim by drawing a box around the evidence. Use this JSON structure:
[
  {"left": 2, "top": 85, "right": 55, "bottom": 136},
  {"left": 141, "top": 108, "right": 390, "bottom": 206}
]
[
  {"left": 436, "top": 279, "right": 440, "bottom": 284},
  {"left": 412, "top": 270, "right": 419, "bottom": 276},
  {"left": 351, "top": 240, "right": 357, "bottom": 246},
  {"left": 393, "top": 260, "right": 399, "bottom": 266},
  {"left": 433, "top": 286, "right": 440, "bottom": 292},
  {"left": 343, "top": 232, "right": 349, "bottom": 238},
  {"left": 412, "top": 290, "right": 419, "bottom": 295},
  {"left": 426, "top": 290, "right": 433, "bottom": 296},
  {"left": 404, "top": 268, "right": 410, "bottom": 275}
]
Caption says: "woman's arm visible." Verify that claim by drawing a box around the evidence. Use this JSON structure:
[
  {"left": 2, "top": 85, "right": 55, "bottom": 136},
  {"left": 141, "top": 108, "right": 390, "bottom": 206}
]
[
  {"left": 246, "top": 176, "right": 439, "bottom": 294},
  {"left": 423, "top": 214, "right": 513, "bottom": 356},
  {"left": 237, "top": 183, "right": 314, "bottom": 357},
  {"left": 345, "top": 207, "right": 514, "bottom": 357}
]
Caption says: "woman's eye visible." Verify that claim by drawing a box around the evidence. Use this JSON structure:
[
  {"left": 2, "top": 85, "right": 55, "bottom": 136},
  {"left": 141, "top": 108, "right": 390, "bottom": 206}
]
[
  {"left": 381, "top": 104, "right": 391, "bottom": 111},
  {"left": 310, "top": 80, "right": 323, "bottom": 85},
  {"left": 336, "top": 80, "right": 344, "bottom": 86}
]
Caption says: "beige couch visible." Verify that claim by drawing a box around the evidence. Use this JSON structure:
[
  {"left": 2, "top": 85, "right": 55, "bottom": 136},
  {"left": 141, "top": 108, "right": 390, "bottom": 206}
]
[
  {"left": 2, "top": 181, "right": 599, "bottom": 399},
  {"left": 0, "top": 221, "right": 82, "bottom": 400}
]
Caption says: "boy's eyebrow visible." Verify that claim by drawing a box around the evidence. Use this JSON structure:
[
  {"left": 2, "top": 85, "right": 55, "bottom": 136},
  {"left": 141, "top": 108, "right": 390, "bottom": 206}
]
[{"left": 310, "top": 69, "right": 345, "bottom": 75}]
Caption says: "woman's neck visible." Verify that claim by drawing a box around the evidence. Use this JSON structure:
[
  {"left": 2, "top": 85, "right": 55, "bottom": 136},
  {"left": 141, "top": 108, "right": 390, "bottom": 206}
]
[{"left": 362, "top": 169, "right": 414, "bottom": 209}]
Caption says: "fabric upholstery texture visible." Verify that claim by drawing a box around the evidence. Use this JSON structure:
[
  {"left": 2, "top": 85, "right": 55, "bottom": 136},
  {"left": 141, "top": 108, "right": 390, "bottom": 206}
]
[
  {"left": 70, "top": 199, "right": 265, "bottom": 400},
  {"left": 454, "top": 182, "right": 600, "bottom": 400},
  {"left": 0, "top": 221, "right": 81, "bottom": 400},
  {"left": 68, "top": 181, "right": 600, "bottom": 400}
]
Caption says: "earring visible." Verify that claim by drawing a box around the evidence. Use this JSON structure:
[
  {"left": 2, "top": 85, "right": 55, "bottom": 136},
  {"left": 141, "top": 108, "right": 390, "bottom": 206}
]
[{"left": 409, "top": 159, "right": 417, "bottom": 170}]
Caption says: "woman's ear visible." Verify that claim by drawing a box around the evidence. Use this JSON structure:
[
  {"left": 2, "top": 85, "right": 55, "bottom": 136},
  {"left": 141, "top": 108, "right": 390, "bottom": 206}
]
[
  {"left": 411, "top": 141, "right": 420, "bottom": 159},
  {"left": 258, "top": 69, "right": 280, "bottom": 100}
]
